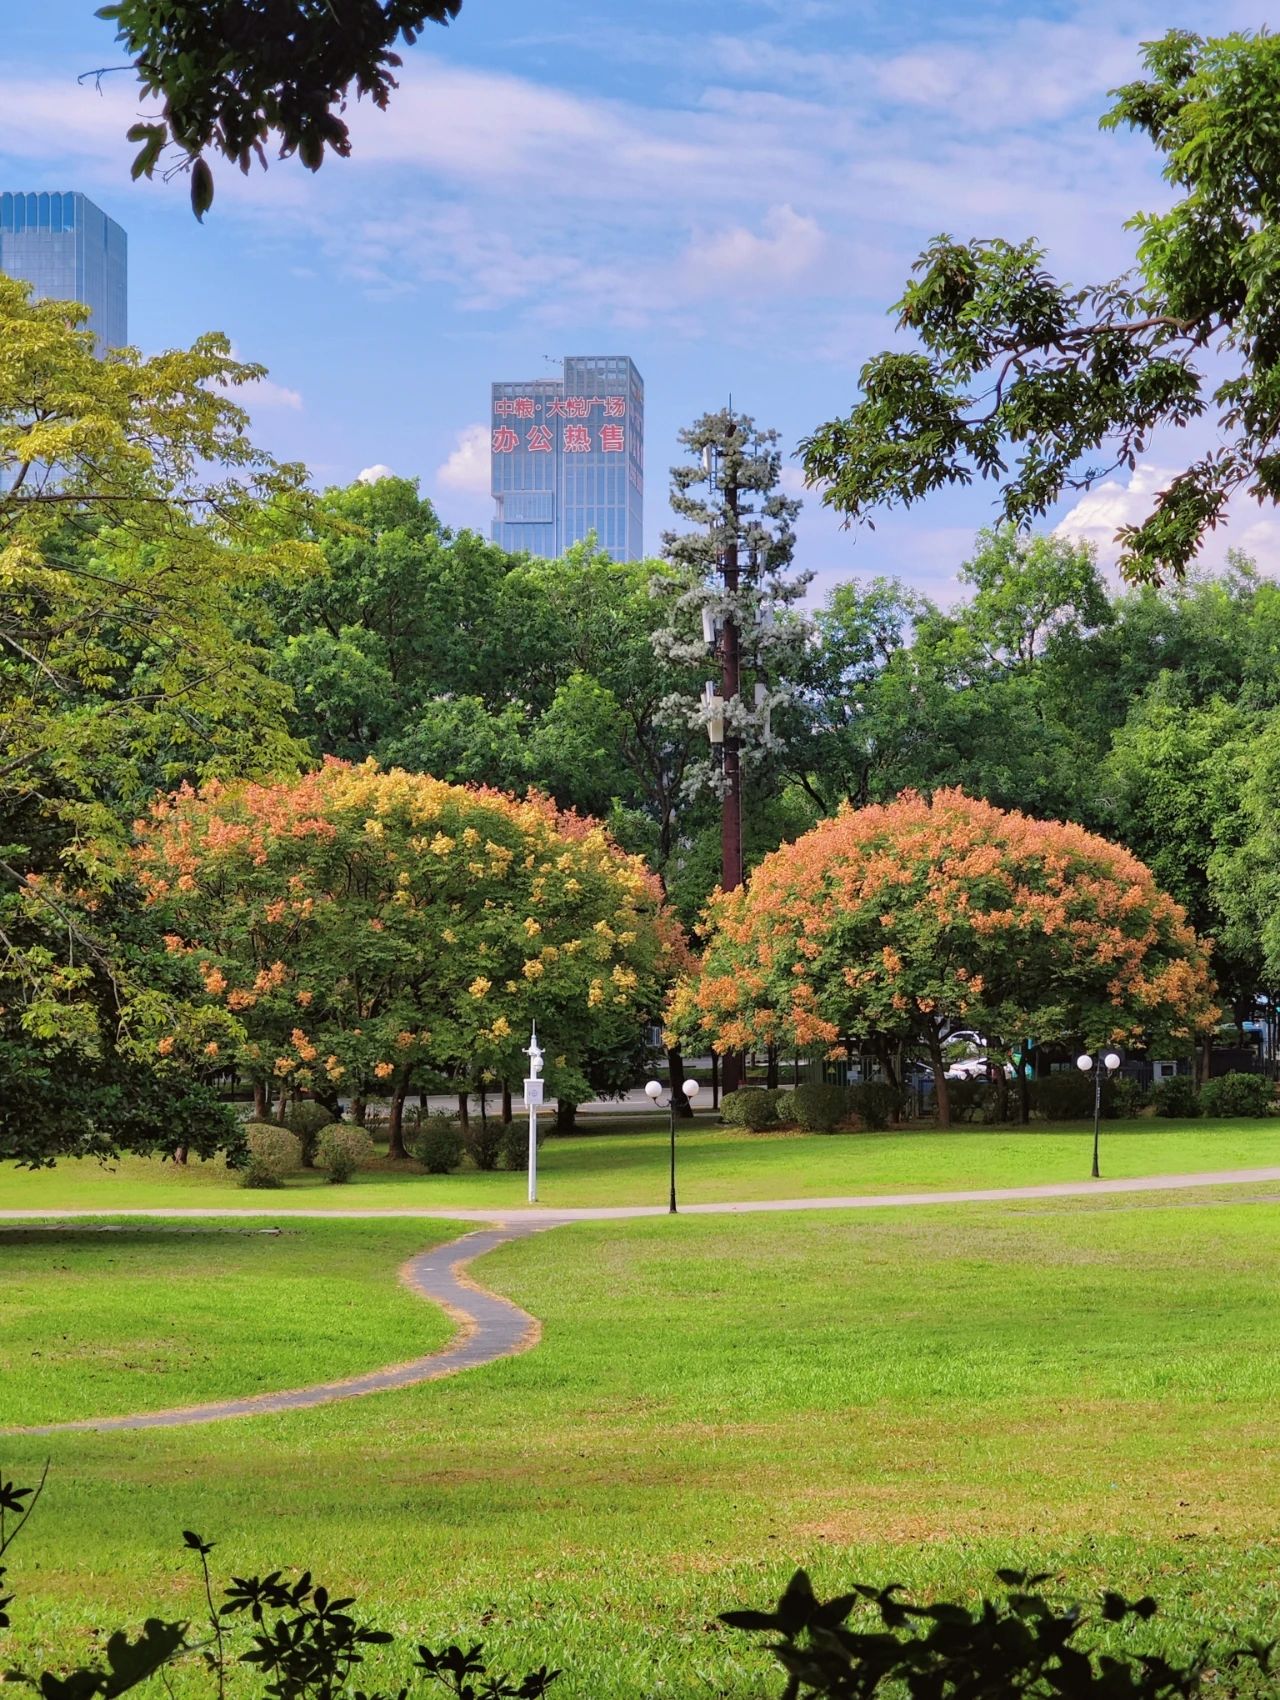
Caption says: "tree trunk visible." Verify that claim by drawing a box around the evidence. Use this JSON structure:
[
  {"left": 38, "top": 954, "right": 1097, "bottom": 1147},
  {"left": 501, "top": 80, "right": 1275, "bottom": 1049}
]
[
  {"left": 501, "top": 1082, "right": 513, "bottom": 1124},
  {"left": 457, "top": 1090, "right": 470, "bottom": 1131},
  {"left": 667, "top": 1045, "right": 693, "bottom": 1118},
  {"left": 711, "top": 1049, "right": 720, "bottom": 1109},
  {"left": 274, "top": 1086, "right": 288, "bottom": 1123},
  {"left": 352, "top": 1095, "right": 366, "bottom": 1128},
  {"left": 926, "top": 1028, "right": 951, "bottom": 1129},
  {"left": 173, "top": 1146, "right": 188, "bottom": 1166},
  {"left": 1017, "top": 1054, "right": 1031, "bottom": 1125},
  {"left": 556, "top": 1099, "right": 577, "bottom": 1134},
  {"left": 253, "top": 1081, "right": 268, "bottom": 1120},
  {"left": 765, "top": 1043, "right": 779, "bottom": 1090},
  {"left": 387, "top": 1078, "right": 410, "bottom": 1160}
]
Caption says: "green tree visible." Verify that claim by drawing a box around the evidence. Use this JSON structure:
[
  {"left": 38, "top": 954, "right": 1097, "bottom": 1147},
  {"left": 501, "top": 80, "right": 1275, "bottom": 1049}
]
[
  {"left": 0, "top": 275, "right": 318, "bottom": 1164},
  {"left": 801, "top": 29, "right": 1280, "bottom": 581}
]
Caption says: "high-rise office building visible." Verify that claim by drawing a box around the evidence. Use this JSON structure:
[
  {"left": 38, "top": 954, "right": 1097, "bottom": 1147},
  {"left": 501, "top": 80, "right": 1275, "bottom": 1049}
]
[
  {"left": 0, "top": 191, "right": 128, "bottom": 355},
  {"left": 491, "top": 355, "right": 643, "bottom": 561}
]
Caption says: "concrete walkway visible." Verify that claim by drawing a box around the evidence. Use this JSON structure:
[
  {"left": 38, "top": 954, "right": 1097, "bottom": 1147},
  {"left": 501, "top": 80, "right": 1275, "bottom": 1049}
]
[
  {"left": 4, "top": 1166, "right": 1278, "bottom": 1437},
  {"left": 4, "top": 1164, "right": 1280, "bottom": 1225}
]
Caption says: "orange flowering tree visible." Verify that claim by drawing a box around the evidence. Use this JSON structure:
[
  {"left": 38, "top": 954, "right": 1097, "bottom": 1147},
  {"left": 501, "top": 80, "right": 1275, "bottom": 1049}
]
[
  {"left": 134, "top": 760, "right": 686, "bottom": 1154},
  {"left": 670, "top": 789, "right": 1218, "bottom": 1127}
]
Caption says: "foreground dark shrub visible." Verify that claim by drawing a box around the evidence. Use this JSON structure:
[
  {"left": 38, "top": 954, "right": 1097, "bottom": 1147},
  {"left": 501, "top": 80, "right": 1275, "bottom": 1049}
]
[
  {"left": 720, "top": 1087, "right": 781, "bottom": 1130},
  {"left": 721, "top": 1564, "right": 1267, "bottom": 1700},
  {"left": 845, "top": 1080, "right": 902, "bottom": 1130},
  {"left": 1200, "top": 1071, "right": 1274, "bottom": 1117},
  {"left": 413, "top": 1115, "right": 464, "bottom": 1173},
  {"left": 1153, "top": 1075, "right": 1200, "bottom": 1118},
  {"left": 789, "top": 1082, "right": 847, "bottom": 1132}
]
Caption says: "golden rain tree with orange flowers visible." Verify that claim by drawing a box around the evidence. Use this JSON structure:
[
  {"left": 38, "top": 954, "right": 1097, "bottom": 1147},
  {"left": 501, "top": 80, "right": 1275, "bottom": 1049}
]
[
  {"left": 669, "top": 789, "right": 1218, "bottom": 1128},
  {"left": 134, "top": 760, "right": 687, "bottom": 1155}
]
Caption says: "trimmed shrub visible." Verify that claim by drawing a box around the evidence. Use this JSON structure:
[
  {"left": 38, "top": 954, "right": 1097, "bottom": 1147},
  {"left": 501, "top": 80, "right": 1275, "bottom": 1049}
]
[
  {"left": 788, "top": 1082, "right": 847, "bottom": 1132},
  {"left": 466, "top": 1118, "right": 506, "bottom": 1171},
  {"left": 243, "top": 1122, "right": 302, "bottom": 1177},
  {"left": 413, "top": 1114, "right": 464, "bottom": 1173},
  {"left": 1152, "top": 1074, "right": 1200, "bottom": 1118},
  {"left": 1200, "top": 1070, "right": 1273, "bottom": 1117},
  {"left": 845, "top": 1080, "right": 902, "bottom": 1131},
  {"left": 1030, "top": 1071, "right": 1095, "bottom": 1121},
  {"left": 284, "top": 1100, "right": 334, "bottom": 1167},
  {"left": 1106, "top": 1075, "right": 1150, "bottom": 1119},
  {"left": 500, "top": 1119, "right": 539, "bottom": 1170},
  {"left": 720, "top": 1087, "right": 781, "bottom": 1130},
  {"left": 316, "top": 1124, "right": 377, "bottom": 1184},
  {"left": 238, "top": 1157, "right": 283, "bottom": 1190},
  {"left": 942, "top": 1078, "right": 993, "bottom": 1123}
]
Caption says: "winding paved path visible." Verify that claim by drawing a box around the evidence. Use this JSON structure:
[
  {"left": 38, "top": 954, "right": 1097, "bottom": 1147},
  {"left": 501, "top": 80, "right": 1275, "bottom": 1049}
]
[
  {"left": 4, "top": 1165, "right": 1279, "bottom": 1437},
  {"left": 1, "top": 1221, "right": 561, "bottom": 1438}
]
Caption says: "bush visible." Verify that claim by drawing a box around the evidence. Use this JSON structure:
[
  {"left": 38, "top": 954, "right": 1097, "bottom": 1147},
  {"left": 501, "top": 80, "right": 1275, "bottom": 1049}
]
[
  {"left": 243, "top": 1122, "right": 302, "bottom": 1177},
  {"left": 283, "top": 1100, "right": 334, "bottom": 1166},
  {"left": 238, "top": 1157, "right": 283, "bottom": 1190},
  {"left": 467, "top": 1118, "right": 506, "bottom": 1171},
  {"left": 788, "top": 1082, "right": 847, "bottom": 1132},
  {"left": 942, "top": 1077, "right": 995, "bottom": 1123},
  {"left": 413, "top": 1114, "right": 464, "bottom": 1173},
  {"left": 845, "top": 1080, "right": 902, "bottom": 1130},
  {"left": 720, "top": 1087, "right": 781, "bottom": 1130},
  {"left": 1152, "top": 1074, "right": 1201, "bottom": 1117},
  {"left": 1030, "top": 1071, "right": 1095, "bottom": 1121},
  {"left": 1107, "top": 1075, "right": 1150, "bottom": 1119},
  {"left": 315, "top": 1124, "right": 377, "bottom": 1184},
  {"left": 500, "top": 1119, "right": 535, "bottom": 1170},
  {"left": 1200, "top": 1070, "right": 1273, "bottom": 1117}
]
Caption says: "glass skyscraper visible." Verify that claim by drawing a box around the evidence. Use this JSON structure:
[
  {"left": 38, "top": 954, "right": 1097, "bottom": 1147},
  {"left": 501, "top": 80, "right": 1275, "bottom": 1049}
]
[
  {"left": 491, "top": 355, "right": 643, "bottom": 561},
  {"left": 0, "top": 191, "right": 128, "bottom": 355}
]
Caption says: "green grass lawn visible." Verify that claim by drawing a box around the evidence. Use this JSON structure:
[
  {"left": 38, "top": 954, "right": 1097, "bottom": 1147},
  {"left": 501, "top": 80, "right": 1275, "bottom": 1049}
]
[
  {"left": 0, "top": 1218, "right": 461, "bottom": 1425},
  {"left": 2, "top": 1117, "right": 1278, "bottom": 1213},
  {"left": 3, "top": 1189, "right": 1280, "bottom": 1698}
]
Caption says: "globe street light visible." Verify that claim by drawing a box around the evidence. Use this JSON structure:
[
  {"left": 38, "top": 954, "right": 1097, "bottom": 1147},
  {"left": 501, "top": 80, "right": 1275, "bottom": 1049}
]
[
  {"left": 645, "top": 1076, "right": 703, "bottom": 1214},
  {"left": 1076, "top": 1049, "right": 1122, "bottom": 1178}
]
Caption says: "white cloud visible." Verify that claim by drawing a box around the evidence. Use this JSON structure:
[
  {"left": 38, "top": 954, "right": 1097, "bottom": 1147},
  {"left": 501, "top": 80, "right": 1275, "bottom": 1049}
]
[
  {"left": 358, "top": 464, "right": 396, "bottom": 484},
  {"left": 677, "top": 205, "right": 827, "bottom": 297},
  {"left": 435, "top": 423, "right": 491, "bottom": 495},
  {"left": 218, "top": 345, "right": 303, "bottom": 412},
  {"left": 1056, "top": 463, "right": 1280, "bottom": 575}
]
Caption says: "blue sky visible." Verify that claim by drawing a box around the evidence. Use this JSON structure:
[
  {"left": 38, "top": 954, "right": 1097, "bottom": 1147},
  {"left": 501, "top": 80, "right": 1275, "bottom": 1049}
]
[{"left": 3, "top": 0, "right": 1276, "bottom": 601}]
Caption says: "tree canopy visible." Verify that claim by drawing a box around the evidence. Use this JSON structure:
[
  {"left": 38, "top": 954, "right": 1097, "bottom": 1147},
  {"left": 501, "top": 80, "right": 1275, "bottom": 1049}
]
[
  {"left": 134, "top": 761, "right": 688, "bottom": 1153},
  {"left": 801, "top": 29, "right": 1280, "bottom": 582},
  {"left": 670, "top": 789, "right": 1217, "bottom": 1125},
  {"left": 0, "top": 274, "right": 318, "bottom": 1164}
]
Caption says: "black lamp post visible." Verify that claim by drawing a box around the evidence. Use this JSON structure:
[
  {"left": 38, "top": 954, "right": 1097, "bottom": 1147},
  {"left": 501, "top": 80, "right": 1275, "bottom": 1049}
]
[
  {"left": 1075, "top": 1049, "right": 1122, "bottom": 1177},
  {"left": 645, "top": 1076, "right": 703, "bottom": 1213}
]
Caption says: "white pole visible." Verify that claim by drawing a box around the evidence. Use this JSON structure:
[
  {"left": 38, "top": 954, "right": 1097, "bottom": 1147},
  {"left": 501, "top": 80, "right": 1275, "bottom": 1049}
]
[
  {"left": 524, "top": 1022, "right": 544, "bottom": 1205},
  {"left": 528, "top": 1097, "right": 538, "bottom": 1203}
]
